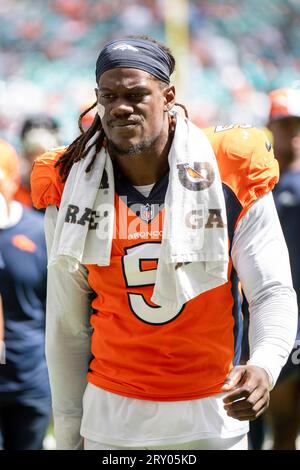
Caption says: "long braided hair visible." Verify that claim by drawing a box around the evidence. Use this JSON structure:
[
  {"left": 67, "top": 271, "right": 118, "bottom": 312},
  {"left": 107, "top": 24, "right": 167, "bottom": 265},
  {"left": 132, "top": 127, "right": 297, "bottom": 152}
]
[{"left": 56, "top": 35, "right": 188, "bottom": 182}]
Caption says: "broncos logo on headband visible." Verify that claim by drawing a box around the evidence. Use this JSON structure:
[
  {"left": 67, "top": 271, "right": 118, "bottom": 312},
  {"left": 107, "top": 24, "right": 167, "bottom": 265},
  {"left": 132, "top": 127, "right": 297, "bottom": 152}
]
[
  {"left": 176, "top": 162, "right": 215, "bottom": 191},
  {"left": 112, "top": 43, "right": 139, "bottom": 52}
]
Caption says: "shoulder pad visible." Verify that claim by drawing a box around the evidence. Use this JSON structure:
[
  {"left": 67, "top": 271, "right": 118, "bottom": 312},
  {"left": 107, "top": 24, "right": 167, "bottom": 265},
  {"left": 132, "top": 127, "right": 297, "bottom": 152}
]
[
  {"left": 204, "top": 125, "right": 279, "bottom": 219},
  {"left": 30, "top": 148, "right": 66, "bottom": 209}
]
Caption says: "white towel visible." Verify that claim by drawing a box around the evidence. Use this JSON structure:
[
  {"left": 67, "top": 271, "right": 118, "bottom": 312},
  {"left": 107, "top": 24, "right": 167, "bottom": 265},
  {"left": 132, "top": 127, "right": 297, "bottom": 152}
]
[
  {"left": 48, "top": 131, "right": 115, "bottom": 271},
  {"left": 49, "top": 115, "right": 228, "bottom": 308},
  {"left": 151, "top": 114, "right": 228, "bottom": 309}
]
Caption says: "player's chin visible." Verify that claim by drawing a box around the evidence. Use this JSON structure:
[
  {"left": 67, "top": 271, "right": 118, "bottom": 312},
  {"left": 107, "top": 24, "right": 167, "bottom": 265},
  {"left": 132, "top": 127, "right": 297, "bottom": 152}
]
[
  {"left": 109, "top": 137, "right": 147, "bottom": 157},
  {"left": 118, "top": 135, "right": 141, "bottom": 146}
]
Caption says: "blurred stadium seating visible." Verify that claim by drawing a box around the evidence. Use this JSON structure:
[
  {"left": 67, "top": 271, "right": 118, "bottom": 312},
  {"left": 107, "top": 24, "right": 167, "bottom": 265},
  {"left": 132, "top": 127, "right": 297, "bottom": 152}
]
[{"left": 1, "top": 0, "right": 300, "bottom": 147}]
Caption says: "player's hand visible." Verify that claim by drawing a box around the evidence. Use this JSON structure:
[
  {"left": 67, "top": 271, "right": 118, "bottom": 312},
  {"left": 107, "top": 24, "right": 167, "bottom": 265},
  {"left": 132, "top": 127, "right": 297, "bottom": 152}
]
[{"left": 221, "top": 365, "right": 270, "bottom": 421}]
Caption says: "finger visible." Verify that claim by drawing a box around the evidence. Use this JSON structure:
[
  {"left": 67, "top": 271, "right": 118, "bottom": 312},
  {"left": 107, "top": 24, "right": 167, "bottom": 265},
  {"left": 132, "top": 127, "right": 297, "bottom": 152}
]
[
  {"left": 221, "top": 367, "right": 246, "bottom": 392},
  {"left": 223, "top": 381, "right": 257, "bottom": 404},
  {"left": 224, "top": 387, "right": 264, "bottom": 412},
  {"left": 252, "top": 394, "right": 270, "bottom": 414},
  {"left": 251, "top": 404, "right": 269, "bottom": 420},
  {"left": 226, "top": 405, "right": 268, "bottom": 421},
  {"left": 226, "top": 397, "right": 269, "bottom": 421}
]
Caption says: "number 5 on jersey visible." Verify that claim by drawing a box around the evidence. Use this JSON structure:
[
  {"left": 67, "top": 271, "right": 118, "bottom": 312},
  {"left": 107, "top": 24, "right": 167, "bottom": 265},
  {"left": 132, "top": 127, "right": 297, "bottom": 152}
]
[{"left": 122, "top": 242, "right": 184, "bottom": 325}]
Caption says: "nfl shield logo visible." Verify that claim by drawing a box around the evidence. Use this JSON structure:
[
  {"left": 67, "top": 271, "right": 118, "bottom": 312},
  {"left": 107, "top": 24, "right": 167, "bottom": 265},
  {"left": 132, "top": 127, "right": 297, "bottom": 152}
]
[{"left": 140, "top": 203, "right": 154, "bottom": 222}]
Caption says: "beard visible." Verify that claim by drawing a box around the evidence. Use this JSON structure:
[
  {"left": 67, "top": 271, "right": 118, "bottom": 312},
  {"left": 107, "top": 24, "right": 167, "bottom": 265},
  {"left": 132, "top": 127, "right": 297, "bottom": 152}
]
[{"left": 107, "top": 135, "right": 160, "bottom": 159}]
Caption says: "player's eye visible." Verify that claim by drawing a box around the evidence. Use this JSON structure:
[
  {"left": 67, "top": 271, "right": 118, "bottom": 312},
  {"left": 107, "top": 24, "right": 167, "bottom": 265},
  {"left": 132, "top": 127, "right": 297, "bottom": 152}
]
[
  {"left": 100, "top": 94, "right": 116, "bottom": 100},
  {"left": 129, "top": 93, "right": 146, "bottom": 100}
]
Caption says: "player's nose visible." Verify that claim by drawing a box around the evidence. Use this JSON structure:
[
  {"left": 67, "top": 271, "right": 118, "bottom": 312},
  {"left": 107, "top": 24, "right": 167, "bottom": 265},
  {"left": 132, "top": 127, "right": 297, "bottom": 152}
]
[{"left": 109, "top": 99, "right": 134, "bottom": 118}]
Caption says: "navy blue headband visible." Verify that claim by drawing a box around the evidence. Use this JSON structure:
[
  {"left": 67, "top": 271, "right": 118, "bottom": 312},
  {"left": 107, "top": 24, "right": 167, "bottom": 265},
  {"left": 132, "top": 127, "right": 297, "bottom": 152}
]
[{"left": 95, "top": 38, "right": 173, "bottom": 84}]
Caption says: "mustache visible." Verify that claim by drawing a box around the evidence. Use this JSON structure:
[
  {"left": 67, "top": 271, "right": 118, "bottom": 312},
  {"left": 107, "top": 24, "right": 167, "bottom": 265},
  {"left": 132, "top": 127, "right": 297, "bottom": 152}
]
[{"left": 108, "top": 118, "right": 141, "bottom": 127}]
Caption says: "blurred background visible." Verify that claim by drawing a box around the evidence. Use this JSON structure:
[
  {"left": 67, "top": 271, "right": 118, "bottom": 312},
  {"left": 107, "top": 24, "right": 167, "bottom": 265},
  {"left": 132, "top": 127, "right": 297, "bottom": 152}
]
[{"left": 1, "top": 0, "right": 300, "bottom": 150}]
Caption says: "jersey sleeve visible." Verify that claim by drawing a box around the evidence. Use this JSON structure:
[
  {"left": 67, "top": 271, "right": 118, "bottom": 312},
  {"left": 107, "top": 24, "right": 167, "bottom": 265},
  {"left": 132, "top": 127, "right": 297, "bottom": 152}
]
[
  {"left": 44, "top": 205, "right": 92, "bottom": 449},
  {"left": 204, "top": 126, "right": 279, "bottom": 223},
  {"left": 30, "top": 148, "right": 66, "bottom": 209}
]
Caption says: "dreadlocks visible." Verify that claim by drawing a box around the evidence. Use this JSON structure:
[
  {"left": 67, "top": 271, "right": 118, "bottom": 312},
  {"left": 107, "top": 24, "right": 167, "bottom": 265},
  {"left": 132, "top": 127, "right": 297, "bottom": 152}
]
[
  {"left": 56, "top": 35, "right": 188, "bottom": 182},
  {"left": 55, "top": 101, "right": 104, "bottom": 181}
]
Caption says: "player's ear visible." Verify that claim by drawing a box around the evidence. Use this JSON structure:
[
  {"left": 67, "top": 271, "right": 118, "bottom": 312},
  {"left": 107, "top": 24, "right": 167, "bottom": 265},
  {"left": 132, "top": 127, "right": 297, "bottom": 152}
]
[
  {"left": 94, "top": 88, "right": 99, "bottom": 100},
  {"left": 163, "top": 85, "right": 176, "bottom": 111}
]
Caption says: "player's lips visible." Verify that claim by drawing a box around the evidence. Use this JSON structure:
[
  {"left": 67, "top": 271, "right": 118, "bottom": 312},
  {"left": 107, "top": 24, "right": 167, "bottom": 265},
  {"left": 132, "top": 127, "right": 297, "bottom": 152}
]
[{"left": 109, "top": 120, "right": 140, "bottom": 129}]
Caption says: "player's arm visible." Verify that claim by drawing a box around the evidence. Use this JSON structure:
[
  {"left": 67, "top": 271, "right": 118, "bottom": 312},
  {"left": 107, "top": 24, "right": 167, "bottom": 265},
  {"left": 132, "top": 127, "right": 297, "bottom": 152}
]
[
  {"left": 45, "top": 205, "right": 92, "bottom": 449},
  {"left": 222, "top": 192, "right": 298, "bottom": 420}
]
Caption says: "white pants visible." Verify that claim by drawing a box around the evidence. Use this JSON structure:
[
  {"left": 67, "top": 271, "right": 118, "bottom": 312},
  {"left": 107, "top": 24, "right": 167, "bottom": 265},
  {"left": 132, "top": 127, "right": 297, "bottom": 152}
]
[{"left": 84, "top": 434, "right": 248, "bottom": 450}]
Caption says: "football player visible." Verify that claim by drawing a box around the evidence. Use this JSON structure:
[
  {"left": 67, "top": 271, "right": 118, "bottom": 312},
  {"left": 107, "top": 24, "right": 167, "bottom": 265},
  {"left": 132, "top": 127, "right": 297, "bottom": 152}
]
[{"left": 31, "top": 36, "right": 297, "bottom": 450}]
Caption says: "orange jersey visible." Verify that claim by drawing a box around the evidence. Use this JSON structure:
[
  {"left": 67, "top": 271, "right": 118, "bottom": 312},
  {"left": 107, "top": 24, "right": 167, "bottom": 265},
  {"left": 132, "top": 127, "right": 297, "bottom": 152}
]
[{"left": 31, "top": 125, "right": 278, "bottom": 401}]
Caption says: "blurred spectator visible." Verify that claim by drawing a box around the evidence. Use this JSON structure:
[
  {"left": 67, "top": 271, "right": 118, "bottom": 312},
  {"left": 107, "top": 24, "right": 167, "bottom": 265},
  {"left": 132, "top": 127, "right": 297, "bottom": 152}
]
[
  {"left": 267, "top": 88, "right": 300, "bottom": 449},
  {"left": 249, "top": 88, "right": 300, "bottom": 450},
  {"left": 0, "top": 139, "right": 51, "bottom": 450},
  {"left": 15, "top": 114, "right": 61, "bottom": 207}
]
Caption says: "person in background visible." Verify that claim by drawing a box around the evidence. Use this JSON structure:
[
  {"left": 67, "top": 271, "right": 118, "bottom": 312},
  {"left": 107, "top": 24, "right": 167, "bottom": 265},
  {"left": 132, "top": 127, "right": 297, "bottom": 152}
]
[
  {"left": 267, "top": 87, "right": 300, "bottom": 450},
  {"left": 15, "top": 115, "right": 61, "bottom": 207},
  {"left": 0, "top": 139, "right": 51, "bottom": 450}
]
